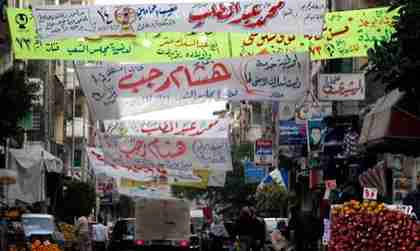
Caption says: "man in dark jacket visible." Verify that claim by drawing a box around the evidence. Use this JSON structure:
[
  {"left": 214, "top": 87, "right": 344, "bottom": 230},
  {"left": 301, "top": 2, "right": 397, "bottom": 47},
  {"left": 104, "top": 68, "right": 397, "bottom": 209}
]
[
  {"left": 288, "top": 206, "right": 322, "bottom": 251},
  {"left": 235, "top": 207, "right": 254, "bottom": 251},
  {"left": 250, "top": 207, "right": 266, "bottom": 251}
]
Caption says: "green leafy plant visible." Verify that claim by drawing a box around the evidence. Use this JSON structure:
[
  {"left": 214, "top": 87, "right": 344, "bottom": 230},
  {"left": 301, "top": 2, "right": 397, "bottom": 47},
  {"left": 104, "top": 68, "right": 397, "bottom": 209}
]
[
  {"left": 367, "top": 0, "right": 420, "bottom": 98},
  {"left": 255, "top": 183, "right": 288, "bottom": 214},
  {"left": 0, "top": 67, "right": 40, "bottom": 145}
]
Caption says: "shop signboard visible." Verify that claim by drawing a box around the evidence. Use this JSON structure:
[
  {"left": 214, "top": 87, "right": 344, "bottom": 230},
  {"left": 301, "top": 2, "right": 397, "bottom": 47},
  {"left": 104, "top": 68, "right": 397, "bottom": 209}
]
[
  {"left": 244, "top": 161, "right": 267, "bottom": 184},
  {"left": 255, "top": 139, "right": 273, "bottom": 165}
]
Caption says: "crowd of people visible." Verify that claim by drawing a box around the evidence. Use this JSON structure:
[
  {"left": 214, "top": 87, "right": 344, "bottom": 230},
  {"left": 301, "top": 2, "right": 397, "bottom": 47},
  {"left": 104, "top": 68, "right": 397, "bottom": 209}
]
[
  {"left": 74, "top": 216, "right": 108, "bottom": 251},
  {"left": 208, "top": 207, "right": 267, "bottom": 251},
  {"left": 207, "top": 206, "right": 322, "bottom": 251}
]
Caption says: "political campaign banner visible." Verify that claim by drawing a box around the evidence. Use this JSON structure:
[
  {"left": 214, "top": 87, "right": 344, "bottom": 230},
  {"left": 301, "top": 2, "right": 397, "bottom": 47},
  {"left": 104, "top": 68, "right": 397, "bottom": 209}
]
[
  {"left": 104, "top": 119, "right": 229, "bottom": 138},
  {"left": 7, "top": 8, "right": 231, "bottom": 63},
  {"left": 88, "top": 147, "right": 219, "bottom": 192},
  {"left": 171, "top": 168, "right": 210, "bottom": 189},
  {"left": 76, "top": 53, "right": 310, "bottom": 120},
  {"left": 231, "top": 7, "right": 398, "bottom": 60},
  {"left": 98, "top": 133, "right": 233, "bottom": 172},
  {"left": 118, "top": 177, "right": 172, "bottom": 199},
  {"left": 278, "top": 120, "right": 307, "bottom": 145},
  {"left": 31, "top": 0, "right": 326, "bottom": 41},
  {"left": 310, "top": 7, "right": 398, "bottom": 60},
  {"left": 318, "top": 73, "right": 365, "bottom": 101},
  {"left": 88, "top": 147, "right": 170, "bottom": 182},
  {"left": 8, "top": 7, "right": 395, "bottom": 63},
  {"left": 307, "top": 118, "right": 327, "bottom": 152}
]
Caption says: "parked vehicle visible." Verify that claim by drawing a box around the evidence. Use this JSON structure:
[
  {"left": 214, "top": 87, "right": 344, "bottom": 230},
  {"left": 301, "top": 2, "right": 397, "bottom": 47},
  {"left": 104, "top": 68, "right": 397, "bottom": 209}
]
[
  {"left": 22, "top": 214, "right": 64, "bottom": 245},
  {"left": 21, "top": 214, "right": 65, "bottom": 248},
  {"left": 107, "top": 218, "right": 138, "bottom": 251}
]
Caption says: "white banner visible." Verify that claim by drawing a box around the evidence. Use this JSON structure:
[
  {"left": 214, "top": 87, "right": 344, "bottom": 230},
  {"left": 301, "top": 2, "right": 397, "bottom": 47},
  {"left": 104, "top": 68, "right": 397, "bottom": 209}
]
[
  {"left": 99, "top": 133, "right": 233, "bottom": 172},
  {"left": 88, "top": 147, "right": 167, "bottom": 181},
  {"left": 104, "top": 119, "right": 229, "bottom": 138},
  {"left": 208, "top": 169, "right": 227, "bottom": 187},
  {"left": 118, "top": 177, "right": 173, "bottom": 199},
  {"left": 77, "top": 53, "right": 310, "bottom": 119},
  {"left": 88, "top": 147, "right": 225, "bottom": 193},
  {"left": 89, "top": 96, "right": 219, "bottom": 120},
  {"left": 32, "top": 0, "right": 326, "bottom": 40},
  {"left": 318, "top": 73, "right": 365, "bottom": 101}
]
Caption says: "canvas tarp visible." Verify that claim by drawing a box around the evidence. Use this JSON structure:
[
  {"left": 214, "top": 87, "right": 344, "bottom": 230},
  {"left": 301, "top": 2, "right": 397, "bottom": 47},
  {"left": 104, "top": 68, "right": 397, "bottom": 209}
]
[
  {"left": 9, "top": 145, "right": 63, "bottom": 173},
  {"left": 359, "top": 90, "right": 405, "bottom": 144},
  {"left": 6, "top": 145, "right": 63, "bottom": 204}
]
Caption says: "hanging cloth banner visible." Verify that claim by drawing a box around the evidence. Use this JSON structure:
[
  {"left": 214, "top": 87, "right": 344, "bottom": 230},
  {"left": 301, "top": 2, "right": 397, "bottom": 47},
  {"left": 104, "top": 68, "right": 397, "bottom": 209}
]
[
  {"left": 76, "top": 53, "right": 309, "bottom": 118},
  {"left": 31, "top": 0, "right": 326, "bottom": 41},
  {"left": 98, "top": 133, "right": 233, "bottom": 172},
  {"left": 88, "top": 147, "right": 224, "bottom": 194},
  {"left": 89, "top": 95, "right": 220, "bottom": 121},
  {"left": 104, "top": 119, "right": 229, "bottom": 138},
  {"left": 88, "top": 147, "right": 168, "bottom": 181},
  {"left": 8, "top": 7, "right": 395, "bottom": 63},
  {"left": 310, "top": 7, "right": 398, "bottom": 60},
  {"left": 7, "top": 8, "right": 231, "bottom": 63},
  {"left": 7, "top": 7, "right": 396, "bottom": 62},
  {"left": 231, "top": 7, "right": 398, "bottom": 59}
]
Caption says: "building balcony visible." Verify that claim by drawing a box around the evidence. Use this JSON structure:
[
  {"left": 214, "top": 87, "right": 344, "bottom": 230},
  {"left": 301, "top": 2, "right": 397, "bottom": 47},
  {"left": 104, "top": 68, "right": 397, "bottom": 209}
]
[{"left": 66, "top": 118, "right": 89, "bottom": 139}]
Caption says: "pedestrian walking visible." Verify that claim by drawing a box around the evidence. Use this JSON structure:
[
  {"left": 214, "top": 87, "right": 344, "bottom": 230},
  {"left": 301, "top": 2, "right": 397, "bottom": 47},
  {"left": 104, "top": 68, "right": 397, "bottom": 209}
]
[
  {"left": 210, "top": 215, "right": 229, "bottom": 251},
  {"left": 92, "top": 218, "right": 108, "bottom": 251},
  {"left": 74, "top": 216, "right": 92, "bottom": 251},
  {"left": 235, "top": 207, "right": 254, "bottom": 251}
]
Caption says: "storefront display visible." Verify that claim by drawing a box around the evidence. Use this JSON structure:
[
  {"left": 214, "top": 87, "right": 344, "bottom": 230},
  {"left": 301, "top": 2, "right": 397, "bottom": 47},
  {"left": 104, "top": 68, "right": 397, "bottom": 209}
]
[{"left": 329, "top": 200, "right": 420, "bottom": 251}]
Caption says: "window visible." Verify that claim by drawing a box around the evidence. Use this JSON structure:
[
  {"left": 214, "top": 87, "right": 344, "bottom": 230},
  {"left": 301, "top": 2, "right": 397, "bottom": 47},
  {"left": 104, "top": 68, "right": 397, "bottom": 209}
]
[
  {"left": 74, "top": 149, "right": 82, "bottom": 167},
  {"left": 251, "top": 103, "right": 262, "bottom": 125},
  {"left": 22, "top": 217, "right": 55, "bottom": 232},
  {"left": 75, "top": 105, "right": 83, "bottom": 117},
  {"left": 328, "top": 59, "right": 353, "bottom": 73}
]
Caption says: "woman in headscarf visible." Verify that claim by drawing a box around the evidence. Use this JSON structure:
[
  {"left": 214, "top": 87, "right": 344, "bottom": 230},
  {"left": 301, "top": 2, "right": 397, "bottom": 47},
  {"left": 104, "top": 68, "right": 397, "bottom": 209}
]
[
  {"left": 271, "top": 221, "right": 289, "bottom": 251},
  {"left": 74, "top": 216, "right": 92, "bottom": 251}
]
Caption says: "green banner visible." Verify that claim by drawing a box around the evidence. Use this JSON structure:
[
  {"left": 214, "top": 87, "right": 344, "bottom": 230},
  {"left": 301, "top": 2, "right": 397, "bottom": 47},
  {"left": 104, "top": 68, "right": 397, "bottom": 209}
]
[
  {"left": 230, "top": 33, "right": 316, "bottom": 57},
  {"left": 310, "top": 7, "right": 398, "bottom": 60},
  {"left": 8, "top": 7, "right": 398, "bottom": 62},
  {"left": 231, "top": 7, "right": 398, "bottom": 60},
  {"left": 7, "top": 8, "right": 230, "bottom": 63}
]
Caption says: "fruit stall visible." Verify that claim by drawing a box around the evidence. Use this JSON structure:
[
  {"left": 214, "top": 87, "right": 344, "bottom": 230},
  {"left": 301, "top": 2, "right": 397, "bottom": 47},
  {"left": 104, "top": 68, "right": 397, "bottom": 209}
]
[
  {"left": 328, "top": 200, "right": 420, "bottom": 251},
  {"left": 0, "top": 208, "right": 66, "bottom": 251},
  {"left": 57, "top": 223, "right": 76, "bottom": 251}
]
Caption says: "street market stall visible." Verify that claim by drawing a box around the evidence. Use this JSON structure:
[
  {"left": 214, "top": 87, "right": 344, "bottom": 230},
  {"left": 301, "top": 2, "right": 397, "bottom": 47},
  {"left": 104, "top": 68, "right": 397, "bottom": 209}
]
[{"left": 328, "top": 200, "right": 420, "bottom": 251}]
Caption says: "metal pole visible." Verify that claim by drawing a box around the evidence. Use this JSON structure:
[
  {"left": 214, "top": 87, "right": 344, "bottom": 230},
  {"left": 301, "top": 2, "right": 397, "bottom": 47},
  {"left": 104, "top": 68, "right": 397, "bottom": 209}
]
[
  {"left": 82, "top": 106, "right": 86, "bottom": 182},
  {"left": 4, "top": 138, "right": 9, "bottom": 206},
  {"left": 71, "top": 68, "right": 76, "bottom": 181},
  {"left": 40, "top": 151, "right": 44, "bottom": 203}
]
